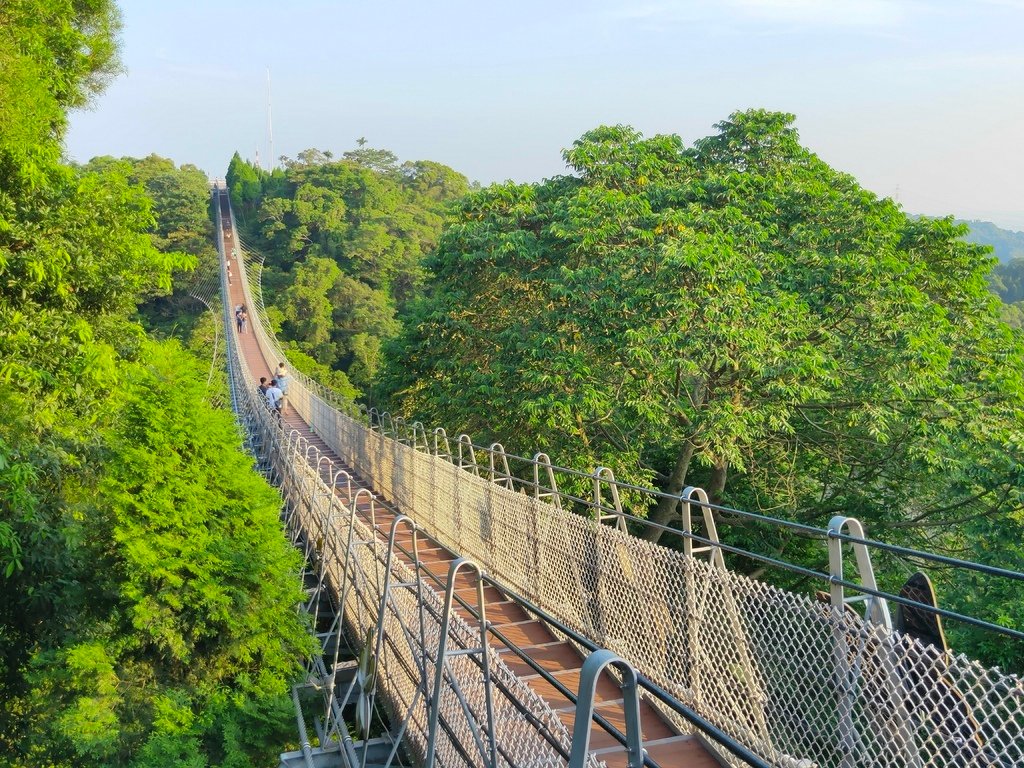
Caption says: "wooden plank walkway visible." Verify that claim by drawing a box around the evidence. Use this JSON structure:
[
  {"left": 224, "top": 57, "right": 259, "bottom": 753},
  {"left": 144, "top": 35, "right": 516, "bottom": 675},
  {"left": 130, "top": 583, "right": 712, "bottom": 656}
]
[{"left": 218, "top": 193, "right": 721, "bottom": 768}]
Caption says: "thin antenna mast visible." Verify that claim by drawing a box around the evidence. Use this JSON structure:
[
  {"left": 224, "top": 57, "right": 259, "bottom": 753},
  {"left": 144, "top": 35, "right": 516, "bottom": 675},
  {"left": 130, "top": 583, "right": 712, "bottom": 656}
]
[{"left": 266, "top": 67, "right": 274, "bottom": 170}]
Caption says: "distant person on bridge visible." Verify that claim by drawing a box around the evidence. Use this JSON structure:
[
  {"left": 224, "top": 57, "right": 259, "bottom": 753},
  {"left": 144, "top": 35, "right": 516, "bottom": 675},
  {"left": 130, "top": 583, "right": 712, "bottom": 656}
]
[
  {"left": 257, "top": 377, "right": 270, "bottom": 398},
  {"left": 266, "top": 379, "right": 284, "bottom": 419},
  {"left": 276, "top": 362, "right": 289, "bottom": 395}
]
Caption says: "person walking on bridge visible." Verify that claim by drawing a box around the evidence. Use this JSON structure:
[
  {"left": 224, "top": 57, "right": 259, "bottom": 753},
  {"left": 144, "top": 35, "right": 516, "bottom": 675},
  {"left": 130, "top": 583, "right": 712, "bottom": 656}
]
[
  {"left": 275, "top": 362, "right": 289, "bottom": 396},
  {"left": 266, "top": 379, "right": 284, "bottom": 420}
]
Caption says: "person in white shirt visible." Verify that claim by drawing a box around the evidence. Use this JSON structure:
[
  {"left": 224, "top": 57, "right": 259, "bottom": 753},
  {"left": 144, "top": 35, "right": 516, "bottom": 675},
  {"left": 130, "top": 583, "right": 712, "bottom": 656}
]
[{"left": 266, "top": 379, "right": 284, "bottom": 418}]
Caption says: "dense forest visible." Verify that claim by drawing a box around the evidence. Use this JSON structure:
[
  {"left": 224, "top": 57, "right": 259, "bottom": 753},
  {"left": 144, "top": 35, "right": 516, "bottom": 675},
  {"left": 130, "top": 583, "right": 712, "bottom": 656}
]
[
  {"left": 957, "top": 219, "right": 1024, "bottom": 327},
  {"left": 988, "top": 257, "right": 1024, "bottom": 327},
  {"left": 368, "top": 116, "right": 1021, "bottom": 668},
  {"left": 226, "top": 145, "right": 468, "bottom": 396},
  {"left": 224, "top": 112, "right": 1024, "bottom": 668},
  {"left": 962, "top": 219, "right": 1024, "bottom": 263},
  {"left": 0, "top": 3, "right": 310, "bottom": 766},
  {"left": 4, "top": 5, "right": 1024, "bottom": 765}
]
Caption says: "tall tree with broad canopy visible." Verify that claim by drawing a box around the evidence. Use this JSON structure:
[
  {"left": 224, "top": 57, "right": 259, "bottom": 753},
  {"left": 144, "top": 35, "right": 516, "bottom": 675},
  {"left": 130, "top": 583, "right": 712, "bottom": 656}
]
[{"left": 380, "top": 112, "right": 1024, "bottom": 581}]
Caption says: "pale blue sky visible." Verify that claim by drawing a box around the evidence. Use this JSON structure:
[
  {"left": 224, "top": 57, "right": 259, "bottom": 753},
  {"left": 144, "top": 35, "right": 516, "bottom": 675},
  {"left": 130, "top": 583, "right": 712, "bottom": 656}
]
[{"left": 67, "top": 0, "right": 1024, "bottom": 229}]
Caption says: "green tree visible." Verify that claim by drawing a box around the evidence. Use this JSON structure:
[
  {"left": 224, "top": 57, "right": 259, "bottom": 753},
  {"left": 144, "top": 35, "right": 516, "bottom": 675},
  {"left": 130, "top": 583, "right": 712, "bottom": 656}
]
[
  {"left": 16, "top": 342, "right": 312, "bottom": 767},
  {"left": 282, "top": 255, "right": 343, "bottom": 365},
  {"left": 226, "top": 151, "right": 263, "bottom": 219},
  {"left": 230, "top": 145, "right": 467, "bottom": 387},
  {"left": 0, "top": 0, "right": 122, "bottom": 123},
  {"left": 1, "top": 3, "right": 313, "bottom": 763},
  {"left": 380, "top": 113, "right": 1024, "bottom": 570}
]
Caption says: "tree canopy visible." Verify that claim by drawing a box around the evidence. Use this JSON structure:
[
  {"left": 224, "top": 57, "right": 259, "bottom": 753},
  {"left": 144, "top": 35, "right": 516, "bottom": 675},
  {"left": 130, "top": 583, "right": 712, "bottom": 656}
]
[
  {"left": 226, "top": 147, "right": 468, "bottom": 392},
  {"left": 378, "top": 114, "right": 1024, "bottom": 662},
  {"left": 1, "top": 4, "right": 312, "bottom": 765}
]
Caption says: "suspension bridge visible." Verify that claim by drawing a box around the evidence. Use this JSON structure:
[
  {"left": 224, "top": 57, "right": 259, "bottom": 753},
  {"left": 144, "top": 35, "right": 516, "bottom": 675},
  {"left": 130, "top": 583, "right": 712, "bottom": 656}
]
[{"left": 210, "top": 184, "right": 1023, "bottom": 768}]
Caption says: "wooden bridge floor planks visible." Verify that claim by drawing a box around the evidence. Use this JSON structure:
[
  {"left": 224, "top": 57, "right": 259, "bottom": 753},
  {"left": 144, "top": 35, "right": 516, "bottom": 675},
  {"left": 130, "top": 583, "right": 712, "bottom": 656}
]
[{"left": 219, "top": 204, "right": 720, "bottom": 768}]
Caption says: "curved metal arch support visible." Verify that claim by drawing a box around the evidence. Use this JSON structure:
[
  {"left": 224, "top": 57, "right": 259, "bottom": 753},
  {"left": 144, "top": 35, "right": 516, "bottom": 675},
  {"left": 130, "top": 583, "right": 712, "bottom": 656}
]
[
  {"left": 265, "top": 432, "right": 286, "bottom": 486},
  {"left": 827, "top": 515, "right": 891, "bottom": 629},
  {"left": 433, "top": 428, "right": 452, "bottom": 460},
  {"left": 289, "top": 433, "right": 309, "bottom": 465},
  {"left": 348, "top": 488, "right": 383, "bottom": 599},
  {"left": 827, "top": 515, "right": 892, "bottom": 768},
  {"left": 283, "top": 427, "right": 304, "bottom": 452},
  {"left": 532, "top": 453, "right": 563, "bottom": 513},
  {"left": 457, "top": 434, "right": 481, "bottom": 477},
  {"left": 304, "top": 442, "right": 321, "bottom": 465},
  {"left": 322, "top": 491, "right": 370, "bottom": 730},
  {"left": 681, "top": 486, "right": 725, "bottom": 571},
  {"left": 315, "top": 454, "right": 334, "bottom": 483},
  {"left": 411, "top": 421, "right": 429, "bottom": 453},
  {"left": 424, "top": 556, "right": 498, "bottom": 768},
  {"left": 568, "top": 650, "right": 646, "bottom": 768},
  {"left": 393, "top": 416, "right": 408, "bottom": 444},
  {"left": 330, "top": 467, "right": 354, "bottom": 503},
  {"left": 299, "top": 454, "right": 330, "bottom": 560},
  {"left": 369, "top": 515, "right": 431, "bottom": 721},
  {"left": 284, "top": 464, "right": 313, "bottom": 547},
  {"left": 312, "top": 476, "right": 358, "bottom": 744},
  {"left": 380, "top": 411, "right": 396, "bottom": 438},
  {"left": 350, "top": 488, "right": 378, "bottom": 532},
  {"left": 357, "top": 403, "right": 371, "bottom": 427},
  {"left": 488, "top": 443, "right": 514, "bottom": 490},
  {"left": 305, "top": 469, "right": 344, "bottom": 622},
  {"left": 593, "top": 466, "right": 625, "bottom": 532},
  {"left": 278, "top": 430, "right": 305, "bottom": 502}
]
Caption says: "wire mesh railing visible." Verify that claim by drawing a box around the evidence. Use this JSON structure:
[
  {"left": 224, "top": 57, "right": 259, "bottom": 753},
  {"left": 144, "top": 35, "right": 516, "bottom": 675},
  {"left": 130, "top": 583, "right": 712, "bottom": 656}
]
[
  {"left": 222, "top": 187, "right": 1024, "bottom": 768},
  {"left": 217, "top": 187, "right": 606, "bottom": 768}
]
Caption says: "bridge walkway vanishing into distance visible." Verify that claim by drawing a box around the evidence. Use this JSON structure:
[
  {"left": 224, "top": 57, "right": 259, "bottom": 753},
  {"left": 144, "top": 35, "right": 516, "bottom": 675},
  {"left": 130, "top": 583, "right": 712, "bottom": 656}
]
[
  {"left": 215, "top": 194, "right": 720, "bottom": 767},
  {"left": 212, "top": 185, "right": 1024, "bottom": 768}
]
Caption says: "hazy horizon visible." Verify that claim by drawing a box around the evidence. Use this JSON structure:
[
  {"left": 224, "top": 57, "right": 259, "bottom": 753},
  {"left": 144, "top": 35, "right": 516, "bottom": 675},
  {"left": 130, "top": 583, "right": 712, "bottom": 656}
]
[{"left": 66, "top": 0, "right": 1024, "bottom": 231}]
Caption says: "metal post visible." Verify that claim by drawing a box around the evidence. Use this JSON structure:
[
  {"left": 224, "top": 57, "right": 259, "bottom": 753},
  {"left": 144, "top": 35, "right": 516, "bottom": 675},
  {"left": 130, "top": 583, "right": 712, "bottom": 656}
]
[
  {"left": 568, "top": 650, "right": 646, "bottom": 768},
  {"left": 424, "top": 557, "right": 497, "bottom": 768},
  {"left": 593, "top": 466, "right": 625, "bottom": 532}
]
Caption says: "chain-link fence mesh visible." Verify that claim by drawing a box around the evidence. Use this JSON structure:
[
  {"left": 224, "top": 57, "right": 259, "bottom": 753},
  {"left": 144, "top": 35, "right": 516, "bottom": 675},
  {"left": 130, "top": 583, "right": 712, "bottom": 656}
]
[
  {"left": 306, "top": 409, "right": 1024, "bottom": 767},
  {"left": 220, "top": 206, "right": 586, "bottom": 767}
]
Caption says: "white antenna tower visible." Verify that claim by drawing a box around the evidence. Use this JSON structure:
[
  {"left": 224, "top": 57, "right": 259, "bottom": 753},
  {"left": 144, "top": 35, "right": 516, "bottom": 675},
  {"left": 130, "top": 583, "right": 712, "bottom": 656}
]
[{"left": 266, "top": 67, "right": 274, "bottom": 170}]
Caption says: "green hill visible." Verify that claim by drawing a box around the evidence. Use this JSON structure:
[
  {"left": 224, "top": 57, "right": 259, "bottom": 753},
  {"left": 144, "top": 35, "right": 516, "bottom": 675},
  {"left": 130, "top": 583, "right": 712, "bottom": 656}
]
[{"left": 958, "top": 219, "right": 1024, "bottom": 263}]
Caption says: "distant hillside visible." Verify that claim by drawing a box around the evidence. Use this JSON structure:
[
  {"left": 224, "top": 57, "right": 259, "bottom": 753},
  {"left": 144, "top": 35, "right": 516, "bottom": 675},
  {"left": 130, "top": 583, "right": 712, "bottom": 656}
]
[{"left": 958, "top": 219, "right": 1024, "bottom": 263}]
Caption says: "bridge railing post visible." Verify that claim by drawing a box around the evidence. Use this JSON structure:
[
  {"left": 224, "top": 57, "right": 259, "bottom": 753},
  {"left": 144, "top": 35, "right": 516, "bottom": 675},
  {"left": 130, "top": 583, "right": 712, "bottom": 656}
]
[
  {"left": 569, "top": 650, "right": 646, "bottom": 768},
  {"left": 424, "top": 557, "right": 498, "bottom": 768}
]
